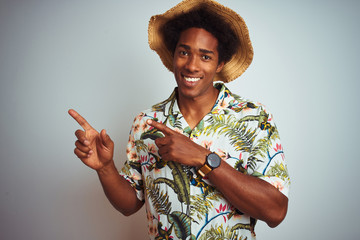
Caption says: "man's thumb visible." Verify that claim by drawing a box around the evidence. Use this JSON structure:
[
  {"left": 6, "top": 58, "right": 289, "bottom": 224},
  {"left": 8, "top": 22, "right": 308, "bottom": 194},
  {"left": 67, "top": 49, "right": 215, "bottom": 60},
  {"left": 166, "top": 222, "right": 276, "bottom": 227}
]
[{"left": 100, "top": 129, "right": 113, "bottom": 147}]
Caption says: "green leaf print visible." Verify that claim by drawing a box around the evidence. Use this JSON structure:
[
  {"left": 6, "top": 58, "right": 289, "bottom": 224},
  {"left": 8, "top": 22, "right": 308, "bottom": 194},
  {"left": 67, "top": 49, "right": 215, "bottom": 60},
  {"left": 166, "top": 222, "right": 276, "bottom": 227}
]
[
  {"left": 204, "top": 115, "right": 257, "bottom": 153},
  {"left": 128, "top": 161, "right": 141, "bottom": 173},
  {"left": 267, "top": 162, "right": 290, "bottom": 182},
  {"left": 234, "top": 159, "right": 247, "bottom": 173},
  {"left": 141, "top": 128, "right": 164, "bottom": 140},
  {"left": 204, "top": 112, "right": 278, "bottom": 172},
  {"left": 231, "top": 217, "right": 256, "bottom": 237},
  {"left": 196, "top": 120, "right": 205, "bottom": 132},
  {"left": 168, "top": 114, "right": 182, "bottom": 129},
  {"left": 250, "top": 137, "right": 268, "bottom": 160},
  {"left": 148, "top": 153, "right": 168, "bottom": 170},
  {"left": 168, "top": 211, "right": 192, "bottom": 240},
  {"left": 230, "top": 223, "right": 252, "bottom": 232},
  {"left": 183, "top": 126, "right": 192, "bottom": 135},
  {"left": 145, "top": 176, "right": 172, "bottom": 215},
  {"left": 198, "top": 224, "right": 241, "bottom": 240},
  {"left": 135, "top": 139, "right": 147, "bottom": 153},
  {"left": 190, "top": 190, "right": 223, "bottom": 221},
  {"left": 154, "top": 161, "right": 190, "bottom": 207},
  {"left": 190, "top": 194, "right": 213, "bottom": 221},
  {"left": 121, "top": 161, "right": 132, "bottom": 176},
  {"left": 189, "top": 234, "right": 196, "bottom": 240},
  {"left": 168, "top": 115, "right": 176, "bottom": 127},
  {"left": 250, "top": 171, "right": 264, "bottom": 178},
  {"left": 155, "top": 222, "right": 174, "bottom": 240}
]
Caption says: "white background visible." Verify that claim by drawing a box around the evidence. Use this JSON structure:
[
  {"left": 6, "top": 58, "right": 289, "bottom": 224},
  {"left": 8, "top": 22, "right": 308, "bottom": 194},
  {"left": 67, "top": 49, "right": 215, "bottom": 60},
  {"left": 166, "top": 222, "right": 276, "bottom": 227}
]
[{"left": 1, "top": 0, "right": 359, "bottom": 239}]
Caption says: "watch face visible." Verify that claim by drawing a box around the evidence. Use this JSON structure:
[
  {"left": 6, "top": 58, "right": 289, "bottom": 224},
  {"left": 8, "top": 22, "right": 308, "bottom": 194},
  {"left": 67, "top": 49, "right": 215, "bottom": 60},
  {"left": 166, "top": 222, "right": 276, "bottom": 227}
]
[{"left": 207, "top": 153, "right": 221, "bottom": 168}]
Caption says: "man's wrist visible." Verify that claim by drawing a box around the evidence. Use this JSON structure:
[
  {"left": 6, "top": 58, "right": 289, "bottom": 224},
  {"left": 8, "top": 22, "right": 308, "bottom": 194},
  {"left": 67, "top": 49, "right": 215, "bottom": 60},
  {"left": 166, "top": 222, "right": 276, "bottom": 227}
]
[
  {"left": 97, "top": 161, "right": 117, "bottom": 177},
  {"left": 195, "top": 149, "right": 211, "bottom": 167},
  {"left": 196, "top": 152, "right": 221, "bottom": 178}
]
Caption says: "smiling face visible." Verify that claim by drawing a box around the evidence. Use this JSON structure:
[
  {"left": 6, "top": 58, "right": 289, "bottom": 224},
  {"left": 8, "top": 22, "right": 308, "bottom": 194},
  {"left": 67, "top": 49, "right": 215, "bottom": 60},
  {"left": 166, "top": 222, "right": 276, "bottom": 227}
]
[{"left": 173, "top": 27, "right": 224, "bottom": 102}]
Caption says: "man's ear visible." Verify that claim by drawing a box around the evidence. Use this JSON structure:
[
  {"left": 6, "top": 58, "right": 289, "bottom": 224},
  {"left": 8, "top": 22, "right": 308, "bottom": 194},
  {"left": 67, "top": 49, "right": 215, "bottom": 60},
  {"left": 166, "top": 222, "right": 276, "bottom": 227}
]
[{"left": 216, "top": 61, "right": 225, "bottom": 73}]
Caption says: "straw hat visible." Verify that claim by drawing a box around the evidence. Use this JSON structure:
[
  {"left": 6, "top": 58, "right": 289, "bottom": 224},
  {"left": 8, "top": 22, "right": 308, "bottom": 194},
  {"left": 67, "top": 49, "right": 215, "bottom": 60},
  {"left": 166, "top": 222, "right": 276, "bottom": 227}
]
[{"left": 148, "top": 0, "right": 253, "bottom": 83}]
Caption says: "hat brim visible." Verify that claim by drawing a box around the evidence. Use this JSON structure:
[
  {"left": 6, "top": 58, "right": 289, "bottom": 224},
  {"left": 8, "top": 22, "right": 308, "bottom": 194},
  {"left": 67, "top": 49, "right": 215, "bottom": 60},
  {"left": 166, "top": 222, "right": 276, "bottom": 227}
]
[{"left": 148, "top": 0, "right": 253, "bottom": 83}]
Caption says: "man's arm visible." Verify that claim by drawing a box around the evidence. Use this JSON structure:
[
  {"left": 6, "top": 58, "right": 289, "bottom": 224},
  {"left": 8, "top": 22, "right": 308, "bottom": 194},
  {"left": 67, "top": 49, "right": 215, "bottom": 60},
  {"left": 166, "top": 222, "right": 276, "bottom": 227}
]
[
  {"left": 147, "top": 119, "right": 288, "bottom": 227},
  {"left": 207, "top": 160, "right": 288, "bottom": 228},
  {"left": 96, "top": 161, "right": 144, "bottom": 216},
  {"left": 69, "top": 109, "right": 143, "bottom": 216}
]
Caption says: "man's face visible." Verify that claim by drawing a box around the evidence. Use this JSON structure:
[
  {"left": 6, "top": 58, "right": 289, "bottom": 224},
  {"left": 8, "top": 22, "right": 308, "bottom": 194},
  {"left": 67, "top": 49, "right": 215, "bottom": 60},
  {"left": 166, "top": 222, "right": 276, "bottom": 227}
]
[{"left": 173, "top": 27, "right": 224, "bottom": 102}]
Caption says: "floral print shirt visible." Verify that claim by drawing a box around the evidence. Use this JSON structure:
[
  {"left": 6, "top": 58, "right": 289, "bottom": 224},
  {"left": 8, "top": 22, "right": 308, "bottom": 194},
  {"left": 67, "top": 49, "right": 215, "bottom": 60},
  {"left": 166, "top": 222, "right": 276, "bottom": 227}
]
[{"left": 119, "top": 83, "right": 290, "bottom": 240}]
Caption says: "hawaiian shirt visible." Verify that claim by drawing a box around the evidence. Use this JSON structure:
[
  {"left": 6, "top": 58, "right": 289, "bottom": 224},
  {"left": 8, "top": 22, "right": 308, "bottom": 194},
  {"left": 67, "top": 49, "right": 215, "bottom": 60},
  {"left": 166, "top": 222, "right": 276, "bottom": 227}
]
[{"left": 119, "top": 83, "right": 290, "bottom": 240}]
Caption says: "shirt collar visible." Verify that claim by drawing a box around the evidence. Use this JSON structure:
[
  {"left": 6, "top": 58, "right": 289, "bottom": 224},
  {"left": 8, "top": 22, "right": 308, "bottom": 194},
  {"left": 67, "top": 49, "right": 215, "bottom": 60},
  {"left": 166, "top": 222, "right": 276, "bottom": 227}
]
[{"left": 155, "top": 82, "right": 234, "bottom": 117}]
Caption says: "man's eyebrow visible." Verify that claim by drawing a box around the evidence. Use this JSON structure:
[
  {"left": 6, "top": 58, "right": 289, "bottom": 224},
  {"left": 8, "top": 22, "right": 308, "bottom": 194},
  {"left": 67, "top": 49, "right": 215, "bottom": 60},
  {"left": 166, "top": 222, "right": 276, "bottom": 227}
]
[
  {"left": 178, "top": 44, "right": 215, "bottom": 55},
  {"left": 199, "top": 48, "right": 215, "bottom": 55},
  {"left": 178, "top": 44, "right": 190, "bottom": 50}
]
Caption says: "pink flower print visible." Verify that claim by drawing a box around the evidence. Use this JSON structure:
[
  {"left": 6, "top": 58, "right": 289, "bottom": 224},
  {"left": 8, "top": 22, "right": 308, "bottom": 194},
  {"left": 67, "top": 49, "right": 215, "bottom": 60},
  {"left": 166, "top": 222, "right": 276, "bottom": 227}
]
[
  {"left": 242, "top": 104, "right": 253, "bottom": 113},
  {"left": 140, "top": 121, "right": 149, "bottom": 132},
  {"left": 140, "top": 155, "right": 148, "bottom": 164},
  {"left": 126, "top": 147, "right": 131, "bottom": 156},
  {"left": 272, "top": 180, "right": 284, "bottom": 192},
  {"left": 215, "top": 203, "right": 227, "bottom": 213},
  {"left": 212, "top": 99, "right": 229, "bottom": 114},
  {"left": 134, "top": 113, "right": 144, "bottom": 122},
  {"left": 219, "top": 99, "right": 229, "bottom": 110},
  {"left": 237, "top": 152, "right": 248, "bottom": 169},
  {"left": 273, "top": 143, "right": 285, "bottom": 160},
  {"left": 130, "top": 172, "right": 141, "bottom": 181},
  {"left": 148, "top": 143, "right": 158, "bottom": 154},
  {"left": 217, "top": 149, "right": 229, "bottom": 160},
  {"left": 148, "top": 221, "right": 158, "bottom": 237},
  {"left": 215, "top": 203, "right": 230, "bottom": 223},
  {"left": 273, "top": 143, "right": 283, "bottom": 152},
  {"left": 231, "top": 102, "right": 245, "bottom": 110},
  {"left": 146, "top": 209, "right": 153, "bottom": 221},
  {"left": 128, "top": 151, "right": 138, "bottom": 161},
  {"left": 201, "top": 140, "right": 213, "bottom": 150},
  {"left": 126, "top": 138, "right": 135, "bottom": 155},
  {"left": 147, "top": 210, "right": 157, "bottom": 237},
  {"left": 133, "top": 123, "right": 140, "bottom": 133}
]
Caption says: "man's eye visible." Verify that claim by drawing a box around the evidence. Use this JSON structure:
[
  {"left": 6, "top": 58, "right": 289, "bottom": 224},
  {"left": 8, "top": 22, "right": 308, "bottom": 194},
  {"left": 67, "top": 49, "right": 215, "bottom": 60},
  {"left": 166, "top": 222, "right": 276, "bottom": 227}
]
[
  {"left": 202, "top": 55, "right": 211, "bottom": 60},
  {"left": 180, "top": 51, "right": 188, "bottom": 56}
]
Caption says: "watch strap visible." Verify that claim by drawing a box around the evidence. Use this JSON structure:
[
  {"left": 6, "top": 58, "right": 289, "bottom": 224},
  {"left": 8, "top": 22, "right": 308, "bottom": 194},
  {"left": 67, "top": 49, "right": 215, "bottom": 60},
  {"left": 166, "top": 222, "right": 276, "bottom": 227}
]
[{"left": 197, "top": 164, "right": 212, "bottom": 178}]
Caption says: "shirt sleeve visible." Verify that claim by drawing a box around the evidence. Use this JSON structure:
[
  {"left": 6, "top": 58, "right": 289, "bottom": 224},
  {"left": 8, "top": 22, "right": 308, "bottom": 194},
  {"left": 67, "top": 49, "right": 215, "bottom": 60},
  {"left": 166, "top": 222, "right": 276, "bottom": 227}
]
[
  {"left": 119, "top": 114, "right": 145, "bottom": 202},
  {"left": 249, "top": 105, "right": 290, "bottom": 198}
]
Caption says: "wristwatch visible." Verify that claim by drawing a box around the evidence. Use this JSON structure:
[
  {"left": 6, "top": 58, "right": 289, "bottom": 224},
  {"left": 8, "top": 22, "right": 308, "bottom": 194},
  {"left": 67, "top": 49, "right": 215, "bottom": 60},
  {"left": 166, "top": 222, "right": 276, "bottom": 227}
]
[{"left": 197, "top": 152, "right": 221, "bottom": 178}]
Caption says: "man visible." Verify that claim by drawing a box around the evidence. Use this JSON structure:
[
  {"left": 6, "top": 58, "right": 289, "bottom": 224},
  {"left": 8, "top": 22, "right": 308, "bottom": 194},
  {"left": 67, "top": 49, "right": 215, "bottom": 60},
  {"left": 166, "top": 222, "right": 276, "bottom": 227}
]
[{"left": 69, "top": 0, "right": 290, "bottom": 239}]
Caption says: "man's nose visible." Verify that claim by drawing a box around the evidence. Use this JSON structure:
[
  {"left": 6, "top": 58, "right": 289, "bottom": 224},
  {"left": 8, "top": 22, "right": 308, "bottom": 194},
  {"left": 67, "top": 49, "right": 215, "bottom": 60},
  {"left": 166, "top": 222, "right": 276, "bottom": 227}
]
[{"left": 185, "top": 55, "right": 200, "bottom": 72}]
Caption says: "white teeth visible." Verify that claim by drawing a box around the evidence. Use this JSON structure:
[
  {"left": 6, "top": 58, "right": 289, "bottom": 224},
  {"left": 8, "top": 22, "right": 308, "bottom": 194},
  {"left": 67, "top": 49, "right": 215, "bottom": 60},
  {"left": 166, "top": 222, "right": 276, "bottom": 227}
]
[{"left": 184, "top": 77, "right": 200, "bottom": 82}]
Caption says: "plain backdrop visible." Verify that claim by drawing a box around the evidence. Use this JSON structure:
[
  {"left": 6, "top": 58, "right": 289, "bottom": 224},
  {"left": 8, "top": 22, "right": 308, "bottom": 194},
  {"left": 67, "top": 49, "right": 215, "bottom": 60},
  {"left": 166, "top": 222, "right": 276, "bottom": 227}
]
[{"left": 1, "top": 0, "right": 359, "bottom": 239}]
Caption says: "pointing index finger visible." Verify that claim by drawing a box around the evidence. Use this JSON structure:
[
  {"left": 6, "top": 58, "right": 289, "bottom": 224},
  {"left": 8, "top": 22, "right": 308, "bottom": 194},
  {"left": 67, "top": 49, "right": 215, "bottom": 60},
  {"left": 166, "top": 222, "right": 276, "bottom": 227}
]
[
  {"left": 147, "top": 119, "right": 174, "bottom": 136},
  {"left": 68, "top": 109, "right": 93, "bottom": 131}
]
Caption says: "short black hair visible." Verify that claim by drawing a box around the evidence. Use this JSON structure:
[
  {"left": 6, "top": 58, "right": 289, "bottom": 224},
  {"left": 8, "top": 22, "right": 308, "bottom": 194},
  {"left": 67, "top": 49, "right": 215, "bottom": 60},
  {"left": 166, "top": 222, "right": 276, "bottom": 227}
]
[{"left": 161, "top": 7, "right": 240, "bottom": 64}]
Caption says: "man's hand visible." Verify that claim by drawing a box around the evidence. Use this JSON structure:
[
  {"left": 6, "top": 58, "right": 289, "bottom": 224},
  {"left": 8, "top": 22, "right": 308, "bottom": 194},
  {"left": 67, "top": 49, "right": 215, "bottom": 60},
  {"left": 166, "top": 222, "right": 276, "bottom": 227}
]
[
  {"left": 68, "top": 109, "right": 114, "bottom": 171},
  {"left": 147, "top": 119, "right": 210, "bottom": 167}
]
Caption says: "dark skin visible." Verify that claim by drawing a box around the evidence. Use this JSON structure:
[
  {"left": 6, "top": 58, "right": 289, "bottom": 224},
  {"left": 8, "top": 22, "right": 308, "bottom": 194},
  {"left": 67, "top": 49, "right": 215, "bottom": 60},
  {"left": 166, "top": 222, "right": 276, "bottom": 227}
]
[
  {"left": 150, "top": 28, "right": 288, "bottom": 227},
  {"left": 147, "top": 119, "right": 288, "bottom": 228},
  {"left": 69, "top": 27, "right": 288, "bottom": 227},
  {"left": 69, "top": 109, "right": 143, "bottom": 216}
]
